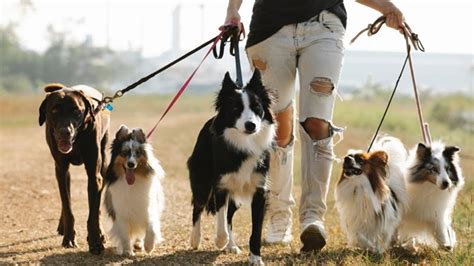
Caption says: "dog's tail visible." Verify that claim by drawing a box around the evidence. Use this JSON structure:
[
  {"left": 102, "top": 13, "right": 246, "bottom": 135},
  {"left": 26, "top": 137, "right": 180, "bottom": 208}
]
[
  {"left": 374, "top": 136, "right": 408, "bottom": 167},
  {"left": 205, "top": 188, "right": 217, "bottom": 215}
]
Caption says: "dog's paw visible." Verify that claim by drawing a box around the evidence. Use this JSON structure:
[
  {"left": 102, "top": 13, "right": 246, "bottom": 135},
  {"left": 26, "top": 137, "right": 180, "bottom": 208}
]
[
  {"left": 87, "top": 233, "right": 105, "bottom": 255},
  {"left": 224, "top": 244, "right": 242, "bottom": 254},
  {"left": 61, "top": 238, "right": 77, "bottom": 249},
  {"left": 123, "top": 249, "right": 136, "bottom": 257},
  {"left": 144, "top": 241, "right": 155, "bottom": 253},
  {"left": 190, "top": 225, "right": 201, "bottom": 249},
  {"left": 133, "top": 240, "right": 144, "bottom": 252},
  {"left": 215, "top": 234, "right": 229, "bottom": 250},
  {"left": 249, "top": 253, "right": 264, "bottom": 265}
]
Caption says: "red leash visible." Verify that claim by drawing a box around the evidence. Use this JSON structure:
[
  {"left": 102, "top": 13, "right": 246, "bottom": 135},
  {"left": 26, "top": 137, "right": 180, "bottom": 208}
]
[{"left": 145, "top": 30, "right": 226, "bottom": 139}]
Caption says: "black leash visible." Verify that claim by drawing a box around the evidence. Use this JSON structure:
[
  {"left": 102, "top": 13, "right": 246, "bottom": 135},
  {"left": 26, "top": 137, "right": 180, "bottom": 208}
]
[
  {"left": 96, "top": 34, "right": 222, "bottom": 113},
  {"left": 213, "top": 24, "right": 245, "bottom": 87},
  {"left": 366, "top": 55, "right": 408, "bottom": 152},
  {"left": 351, "top": 16, "right": 426, "bottom": 152}
]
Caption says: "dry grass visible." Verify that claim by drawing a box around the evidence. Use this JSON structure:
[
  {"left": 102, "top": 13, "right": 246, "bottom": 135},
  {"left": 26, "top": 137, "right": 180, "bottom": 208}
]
[{"left": 0, "top": 94, "right": 472, "bottom": 264}]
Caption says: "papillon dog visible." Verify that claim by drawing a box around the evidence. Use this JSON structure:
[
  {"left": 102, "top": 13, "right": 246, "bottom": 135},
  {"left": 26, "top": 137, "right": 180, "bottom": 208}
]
[
  {"left": 104, "top": 125, "right": 165, "bottom": 256},
  {"left": 335, "top": 136, "right": 408, "bottom": 253}
]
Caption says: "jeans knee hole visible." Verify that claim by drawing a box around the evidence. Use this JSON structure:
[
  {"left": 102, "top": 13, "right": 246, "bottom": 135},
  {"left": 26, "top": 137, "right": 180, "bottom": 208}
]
[{"left": 310, "top": 78, "right": 333, "bottom": 96}]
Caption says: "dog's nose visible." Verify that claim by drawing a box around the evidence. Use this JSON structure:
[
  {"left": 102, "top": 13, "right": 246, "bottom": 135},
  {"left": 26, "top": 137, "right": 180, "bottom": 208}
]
[
  {"left": 441, "top": 181, "right": 449, "bottom": 190},
  {"left": 127, "top": 162, "right": 136, "bottom": 168},
  {"left": 245, "top": 121, "right": 256, "bottom": 132},
  {"left": 343, "top": 156, "right": 354, "bottom": 167}
]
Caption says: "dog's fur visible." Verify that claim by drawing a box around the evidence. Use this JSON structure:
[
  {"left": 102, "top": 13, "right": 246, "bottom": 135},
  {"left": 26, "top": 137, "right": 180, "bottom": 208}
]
[
  {"left": 39, "top": 83, "right": 109, "bottom": 254},
  {"left": 398, "top": 141, "right": 464, "bottom": 251},
  {"left": 104, "top": 125, "right": 165, "bottom": 256},
  {"left": 335, "top": 136, "right": 408, "bottom": 253},
  {"left": 187, "top": 70, "right": 275, "bottom": 264}
]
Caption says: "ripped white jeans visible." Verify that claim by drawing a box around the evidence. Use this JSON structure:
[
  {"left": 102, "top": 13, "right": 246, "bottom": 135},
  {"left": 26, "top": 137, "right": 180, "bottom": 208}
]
[{"left": 246, "top": 10, "right": 345, "bottom": 227}]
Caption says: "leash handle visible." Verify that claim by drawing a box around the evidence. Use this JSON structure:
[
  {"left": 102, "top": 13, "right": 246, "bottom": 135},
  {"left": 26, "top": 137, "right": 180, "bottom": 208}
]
[
  {"left": 214, "top": 23, "right": 245, "bottom": 87},
  {"left": 145, "top": 30, "right": 226, "bottom": 139},
  {"left": 351, "top": 16, "right": 431, "bottom": 150}
]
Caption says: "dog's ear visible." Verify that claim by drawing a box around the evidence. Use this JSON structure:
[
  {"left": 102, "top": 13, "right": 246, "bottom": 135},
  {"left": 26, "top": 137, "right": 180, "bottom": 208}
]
[
  {"left": 44, "top": 83, "right": 65, "bottom": 93},
  {"left": 75, "top": 91, "right": 97, "bottom": 123},
  {"left": 416, "top": 142, "right": 431, "bottom": 159},
  {"left": 222, "top": 72, "right": 237, "bottom": 91},
  {"left": 216, "top": 72, "right": 238, "bottom": 111},
  {"left": 248, "top": 69, "right": 262, "bottom": 87},
  {"left": 370, "top": 151, "right": 388, "bottom": 166},
  {"left": 443, "top": 146, "right": 460, "bottom": 160},
  {"left": 246, "top": 69, "right": 273, "bottom": 108},
  {"left": 116, "top": 125, "right": 130, "bottom": 140},
  {"left": 132, "top": 128, "right": 147, "bottom": 144},
  {"left": 38, "top": 96, "right": 49, "bottom": 126}
]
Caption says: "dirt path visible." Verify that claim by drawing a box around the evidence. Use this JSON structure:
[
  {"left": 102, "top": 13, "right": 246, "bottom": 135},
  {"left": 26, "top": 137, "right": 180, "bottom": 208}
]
[{"left": 1, "top": 95, "right": 471, "bottom": 264}]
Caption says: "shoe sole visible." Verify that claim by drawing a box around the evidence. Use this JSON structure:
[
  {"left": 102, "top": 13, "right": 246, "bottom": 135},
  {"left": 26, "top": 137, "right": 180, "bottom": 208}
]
[{"left": 300, "top": 224, "right": 326, "bottom": 253}]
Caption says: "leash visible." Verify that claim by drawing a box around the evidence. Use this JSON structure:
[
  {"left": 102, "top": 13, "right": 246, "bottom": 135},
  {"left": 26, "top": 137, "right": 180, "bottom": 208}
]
[
  {"left": 145, "top": 24, "right": 245, "bottom": 139},
  {"left": 350, "top": 16, "right": 430, "bottom": 152},
  {"left": 93, "top": 34, "right": 224, "bottom": 115},
  {"left": 214, "top": 23, "right": 245, "bottom": 87},
  {"left": 145, "top": 30, "right": 226, "bottom": 139}
]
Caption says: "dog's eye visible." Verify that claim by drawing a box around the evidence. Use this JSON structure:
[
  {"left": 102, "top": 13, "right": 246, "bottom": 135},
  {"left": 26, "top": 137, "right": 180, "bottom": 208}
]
[
  {"left": 428, "top": 165, "right": 439, "bottom": 173},
  {"left": 354, "top": 155, "right": 365, "bottom": 165},
  {"left": 51, "top": 108, "right": 59, "bottom": 114},
  {"left": 73, "top": 109, "right": 82, "bottom": 116},
  {"left": 120, "top": 150, "right": 130, "bottom": 156}
]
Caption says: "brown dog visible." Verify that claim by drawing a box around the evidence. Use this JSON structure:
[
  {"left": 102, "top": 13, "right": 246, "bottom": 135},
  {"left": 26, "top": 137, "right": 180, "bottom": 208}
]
[{"left": 39, "top": 83, "right": 110, "bottom": 254}]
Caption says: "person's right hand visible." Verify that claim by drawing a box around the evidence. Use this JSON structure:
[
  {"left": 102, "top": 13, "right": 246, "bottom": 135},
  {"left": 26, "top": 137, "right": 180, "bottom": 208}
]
[{"left": 224, "top": 8, "right": 242, "bottom": 33}]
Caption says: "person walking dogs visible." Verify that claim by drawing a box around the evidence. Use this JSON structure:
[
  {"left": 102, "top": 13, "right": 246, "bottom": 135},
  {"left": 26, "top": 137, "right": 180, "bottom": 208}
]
[{"left": 224, "top": 0, "right": 405, "bottom": 252}]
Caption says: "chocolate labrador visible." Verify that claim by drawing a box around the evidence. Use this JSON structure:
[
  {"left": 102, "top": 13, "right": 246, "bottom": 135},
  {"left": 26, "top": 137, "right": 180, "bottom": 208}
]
[{"left": 39, "top": 83, "right": 110, "bottom": 254}]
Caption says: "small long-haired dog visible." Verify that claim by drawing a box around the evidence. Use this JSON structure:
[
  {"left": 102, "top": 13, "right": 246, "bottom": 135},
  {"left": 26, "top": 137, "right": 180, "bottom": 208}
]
[
  {"left": 398, "top": 141, "right": 464, "bottom": 251},
  {"left": 104, "top": 125, "right": 165, "bottom": 256},
  {"left": 335, "top": 136, "right": 408, "bottom": 253},
  {"left": 187, "top": 70, "right": 275, "bottom": 265}
]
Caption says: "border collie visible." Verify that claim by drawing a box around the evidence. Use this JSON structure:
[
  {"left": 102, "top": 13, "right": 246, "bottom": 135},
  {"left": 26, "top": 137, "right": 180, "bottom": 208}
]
[
  {"left": 104, "top": 125, "right": 165, "bottom": 256},
  {"left": 399, "top": 141, "right": 464, "bottom": 251},
  {"left": 187, "top": 70, "right": 275, "bottom": 265},
  {"left": 335, "top": 136, "right": 408, "bottom": 253}
]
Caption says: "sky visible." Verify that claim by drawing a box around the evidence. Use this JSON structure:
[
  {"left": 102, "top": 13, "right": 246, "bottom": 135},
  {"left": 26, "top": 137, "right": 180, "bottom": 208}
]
[{"left": 1, "top": 0, "right": 473, "bottom": 57}]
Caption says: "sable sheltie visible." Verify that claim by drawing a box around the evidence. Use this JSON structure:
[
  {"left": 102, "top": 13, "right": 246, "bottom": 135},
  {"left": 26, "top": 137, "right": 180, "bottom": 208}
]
[
  {"left": 187, "top": 70, "right": 275, "bottom": 265},
  {"left": 399, "top": 141, "right": 464, "bottom": 251},
  {"left": 104, "top": 125, "right": 165, "bottom": 256},
  {"left": 335, "top": 136, "right": 408, "bottom": 253}
]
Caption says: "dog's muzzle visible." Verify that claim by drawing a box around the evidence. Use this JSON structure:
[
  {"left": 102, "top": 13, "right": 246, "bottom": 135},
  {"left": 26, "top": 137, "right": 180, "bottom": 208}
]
[{"left": 343, "top": 156, "right": 363, "bottom": 176}]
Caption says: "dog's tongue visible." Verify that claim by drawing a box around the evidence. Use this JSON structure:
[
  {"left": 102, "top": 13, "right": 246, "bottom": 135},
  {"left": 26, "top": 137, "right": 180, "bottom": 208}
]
[{"left": 125, "top": 168, "right": 135, "bottom": 185}]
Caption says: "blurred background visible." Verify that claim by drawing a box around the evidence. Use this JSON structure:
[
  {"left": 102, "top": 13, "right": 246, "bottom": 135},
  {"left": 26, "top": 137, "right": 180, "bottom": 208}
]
[
  {"left": 0, "top": 2, "right": 472, "bottom": 263},
  {"left": 0, "top": 0, "right": 472, "bottom": 96}
]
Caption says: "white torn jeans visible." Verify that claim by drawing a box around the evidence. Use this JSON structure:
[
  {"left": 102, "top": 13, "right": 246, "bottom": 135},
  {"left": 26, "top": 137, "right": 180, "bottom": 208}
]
[{"left": 246, "top": 10, "right": 345, "bottom": 228}]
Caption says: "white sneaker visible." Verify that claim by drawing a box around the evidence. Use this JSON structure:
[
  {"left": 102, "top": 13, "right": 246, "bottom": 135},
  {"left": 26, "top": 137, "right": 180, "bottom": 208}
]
[
  {"left": 264, "top": 210, "right": 293, "bottom": 244},
  {"left": 300, "top": 221, "right": 326, "bottom": 253}
]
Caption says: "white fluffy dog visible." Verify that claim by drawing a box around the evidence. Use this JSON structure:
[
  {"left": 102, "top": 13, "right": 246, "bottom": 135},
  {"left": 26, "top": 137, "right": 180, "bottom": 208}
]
[{"left": 399, "top": 141, "right": 464, "bottom": 251}]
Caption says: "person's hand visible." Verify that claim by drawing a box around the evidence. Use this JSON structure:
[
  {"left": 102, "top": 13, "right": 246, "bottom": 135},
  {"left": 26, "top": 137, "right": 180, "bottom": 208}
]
[
  {"left": 224, "top": 8, "right": 242, "bottom": 33},
  {"left": 380, "top": 2, "right": 404, "bottom": 34}
]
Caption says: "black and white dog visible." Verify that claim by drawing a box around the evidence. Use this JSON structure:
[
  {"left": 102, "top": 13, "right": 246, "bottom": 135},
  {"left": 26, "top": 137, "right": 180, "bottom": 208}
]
[{"left": 187, "top": 70, "right": 275, "bottom": 264}]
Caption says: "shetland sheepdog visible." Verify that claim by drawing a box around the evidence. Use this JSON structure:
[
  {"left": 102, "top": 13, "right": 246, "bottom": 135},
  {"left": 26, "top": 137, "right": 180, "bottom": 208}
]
[
  {"left": 399, "top": 141, "right": 464, "bottom": 251},
  {"left": 335, "top": 136, "right": 408, "bottom": 253},
  {"left": 103, "top": 125, "right": 165, "bottom": 256},
  {"left": 187, "top": 70, "right": 275, "bottom": 265}
]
